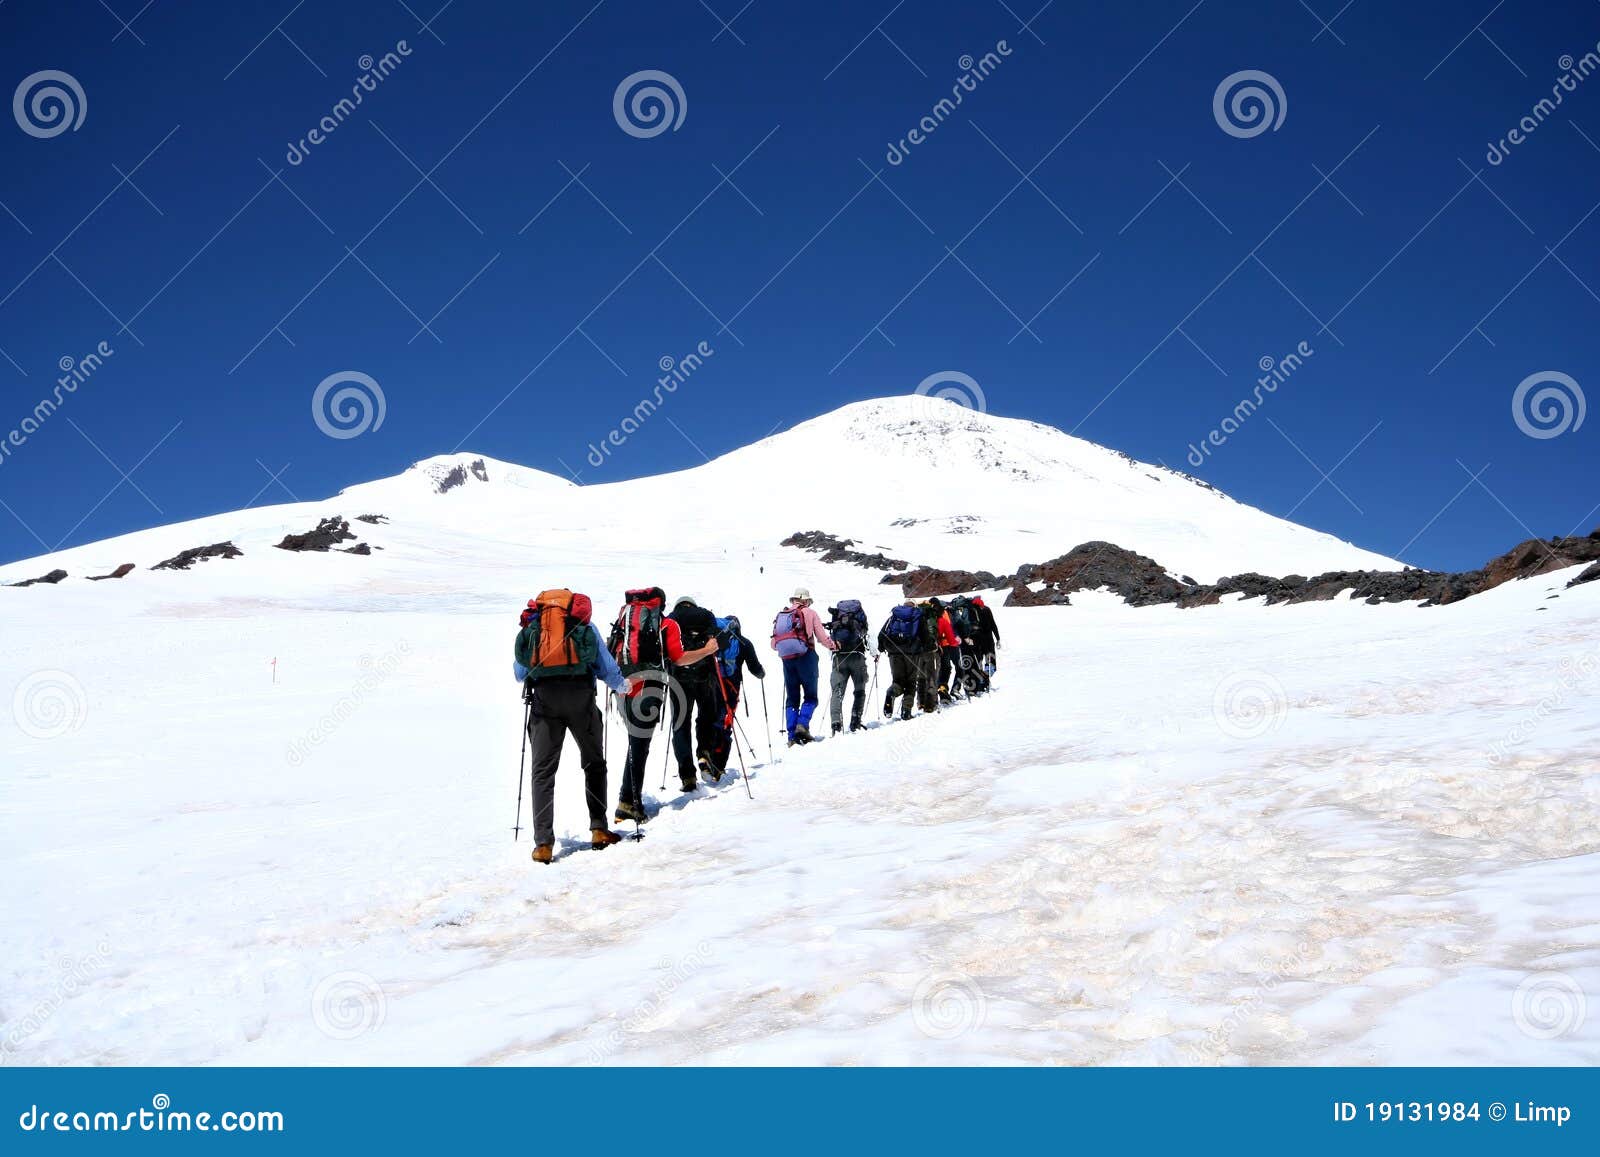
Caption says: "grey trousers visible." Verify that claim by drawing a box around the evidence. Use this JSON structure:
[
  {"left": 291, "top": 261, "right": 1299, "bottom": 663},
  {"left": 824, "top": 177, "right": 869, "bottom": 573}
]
[{"left": 829, "top": 651, "right": 869, "bottom": 728}]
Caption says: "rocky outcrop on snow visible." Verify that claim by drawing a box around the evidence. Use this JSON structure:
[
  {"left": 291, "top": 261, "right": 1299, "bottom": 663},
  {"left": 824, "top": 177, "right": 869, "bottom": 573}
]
[
  {"left": 354, "top": 513, "right": 388, "bottom": 525},
  {"left": 876, "top": 527, "right": 1600, "bottom": 610},
  {"left": 781, "top": 531, "right": 908, "bottom": 572},
  {"left": 152, "top": 542, "right": 242, "bottom": 571},
  {"left": 8, "top": 568, "right": 68, "bottom": 587},
  {"left": 87, "top": 563, "right": 136, "bottom": 581},
  {"left": 275, "top": 517, "right": 357, "bottom": 553},
  {"left": 429, "top": 458, "right": 490, "bottom": 494}
]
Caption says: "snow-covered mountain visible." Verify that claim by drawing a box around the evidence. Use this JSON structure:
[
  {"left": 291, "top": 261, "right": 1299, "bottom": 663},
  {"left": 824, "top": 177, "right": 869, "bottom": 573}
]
[
  {"left": 3, "top": 396, "right": 1596, "bottom": 1068},
  {"left": 0, "top": 396, "right": 1398, "bottom": 593}
]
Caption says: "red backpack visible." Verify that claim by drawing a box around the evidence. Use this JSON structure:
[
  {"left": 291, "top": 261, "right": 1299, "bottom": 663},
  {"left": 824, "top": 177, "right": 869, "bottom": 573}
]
[{"left": 608, "top": 587, "right": 666, "bottom": 675}]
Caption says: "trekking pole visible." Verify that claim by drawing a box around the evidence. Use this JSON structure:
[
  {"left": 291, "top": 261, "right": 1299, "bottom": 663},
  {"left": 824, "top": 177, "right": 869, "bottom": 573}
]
[
  {"left": 659, "top": 674, "right": 674, "bottom": 792},
  {"left": 870, "top": 653, "right": 879, "bottom": 705},
  {"left": 513, "top": 694, "right": 531, "bottom": 840},
  {"left": 729, "top": 720, "right": 755, "bottom": 799},
  {"left": 759, "top": 677, "right": 776, "bottom": 764}
]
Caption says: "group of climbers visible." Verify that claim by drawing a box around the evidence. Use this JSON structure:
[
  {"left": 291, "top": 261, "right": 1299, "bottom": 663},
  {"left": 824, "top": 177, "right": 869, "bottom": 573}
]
[
  {"left": 878, "top": 594, "right": 1000, "bottom": 719},
  {"left": 511, "top": 585, "right": 999, "bottom": 864}
]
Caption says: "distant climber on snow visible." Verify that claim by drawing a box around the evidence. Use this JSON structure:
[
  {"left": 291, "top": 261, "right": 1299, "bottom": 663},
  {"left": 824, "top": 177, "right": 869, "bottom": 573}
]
[{"left": 879, "top": 599, "right": 938, "bottom": 720}]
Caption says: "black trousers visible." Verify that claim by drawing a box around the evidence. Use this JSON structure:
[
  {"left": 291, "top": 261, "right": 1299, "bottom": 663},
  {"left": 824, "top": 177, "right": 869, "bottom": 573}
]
[
  {"left": 670, "top": 673, "right": 724, "bottom": 777},
  {"left": 957, "top": 643, "right": 989, "bottom": 693},
  {"left": 526, "top": 678, "right": 608, "bottom": 846},
  {"left": 886, "top": 652, "right": 937, "bottom": 716},
  {"left": 616, "top": 686, "right": 667, "bottom": 806}
]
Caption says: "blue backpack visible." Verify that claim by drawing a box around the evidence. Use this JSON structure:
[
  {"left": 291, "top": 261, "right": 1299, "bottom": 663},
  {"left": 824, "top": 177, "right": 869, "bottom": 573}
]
[
  {"left": 714, "top": 616, "right": 742, "bottom": 679},
  {"left": 884, "top": 604, "right": 924, "bottom": 649}
]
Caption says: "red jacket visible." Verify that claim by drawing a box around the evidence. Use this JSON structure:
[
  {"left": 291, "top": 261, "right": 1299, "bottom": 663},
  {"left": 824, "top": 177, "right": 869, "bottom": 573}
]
[{"left": 936, "top": 611, "right": 960, "bottom": 648}]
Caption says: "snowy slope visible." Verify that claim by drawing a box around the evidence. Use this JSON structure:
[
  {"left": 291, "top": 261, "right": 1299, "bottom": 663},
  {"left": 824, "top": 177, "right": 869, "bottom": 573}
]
[
  {"left": 0, "top": 396, "right": 1398, "bottom": 594},
  {"left": 4, "top": 397, "right": 1595, "bottom": 1067}
]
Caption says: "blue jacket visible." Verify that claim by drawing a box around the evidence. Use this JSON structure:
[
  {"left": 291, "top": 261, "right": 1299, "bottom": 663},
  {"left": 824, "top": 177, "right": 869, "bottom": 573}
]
[{"left": 513, "top": 622, "right": 628, "bottom": 694}]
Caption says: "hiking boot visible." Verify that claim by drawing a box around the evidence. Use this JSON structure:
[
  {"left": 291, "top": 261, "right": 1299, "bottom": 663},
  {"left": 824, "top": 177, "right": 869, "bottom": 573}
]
[
  {"left": 793, "top": 724, "right": 813, "bottom": 745},
  {"left": 831, "top": 722, "right": 842, "bottom": 736},
  {"left": 591, "top": 828, "right": 623, "bottom": 850},
  {"left": 532, "top": 845, "right": 554, "bottom": 865},
  {"left": 679, "top": 773, "right": 698, "bottom": 793},
  {"left": 614, "top": 799, "right": 647, "bottom": 825},
  {"left": 698, "top": 756, "right": 720, "bottom": 785},
  {"left": 883, "top": 694, "right": 895, "bottom": 717},
  {"left": 849, "top": 718, "right": 865, "bottom": 732},
  {"left": 938, "top": 686, "right": 953, "bottom": 704}
]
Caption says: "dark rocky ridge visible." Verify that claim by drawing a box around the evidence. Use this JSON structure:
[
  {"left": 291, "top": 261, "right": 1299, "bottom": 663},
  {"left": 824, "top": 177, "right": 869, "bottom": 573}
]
[
  {"left": 275, "top": 517, "right": 358, "bottom": 552},
  {"left": 432, "top": 459, "right": 489, "bottom": 494},
  {"left": 9, "top": 568, "right": 68, "bottom": 587},
  {"left": 787, "top": 526, "right": 1600, "bottom": 610},
  {"left": 152, "top": 542, "right": 242, "bottom": 571},
  {"left": 781, "top": 531, "right": 908, "bottom": 573}
]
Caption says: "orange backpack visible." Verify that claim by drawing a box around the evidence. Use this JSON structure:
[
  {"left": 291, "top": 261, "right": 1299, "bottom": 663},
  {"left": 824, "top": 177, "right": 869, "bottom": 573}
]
[{"left": 515, "top": 589, "right": 597, "bottom": 680}]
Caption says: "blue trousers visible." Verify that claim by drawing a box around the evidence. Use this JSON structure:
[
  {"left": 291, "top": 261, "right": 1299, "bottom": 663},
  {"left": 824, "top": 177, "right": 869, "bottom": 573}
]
[{"left": 782, "top": 651, "right": 819, "bottom": 736}]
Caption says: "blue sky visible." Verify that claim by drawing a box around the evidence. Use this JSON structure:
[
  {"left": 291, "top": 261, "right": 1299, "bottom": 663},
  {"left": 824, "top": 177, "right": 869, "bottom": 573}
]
[{"left": 0, "top": 0, "right": 1595, "bottom": 571}]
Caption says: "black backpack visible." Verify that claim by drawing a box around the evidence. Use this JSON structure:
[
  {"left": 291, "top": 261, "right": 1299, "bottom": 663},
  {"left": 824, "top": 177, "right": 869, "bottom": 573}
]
[
  {"left": 828, "top": 599, "right": 869, "bottom": 652},
  {"left": 670, "top": 603, "right": 717, "bottom": 673},
  {"left": 948, "top": 596, "right": 977, "bottom": 639}
]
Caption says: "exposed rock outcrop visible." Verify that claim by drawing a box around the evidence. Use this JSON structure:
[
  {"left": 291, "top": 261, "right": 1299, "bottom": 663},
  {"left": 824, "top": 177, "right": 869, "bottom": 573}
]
[
  {"left": 152, "top": 543, "right": 242, "bottom": 571},
  {"left": 9, "top": 568, "right": 68, "bottom": 587},
  {"left": 781, "top": 531, "right": 908, "bottom": 572},
  {"left": 87, "top": 563, "right": 136, "bottom": 581},
  {"left": 354, "top": 514, "right": 388, "bottom": 525},
  {"left": 275, "top": 517, "right": 357, "bottom": 552},
  {"left": 431, "top": 459, "right": 490, "bottom": 494}
]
